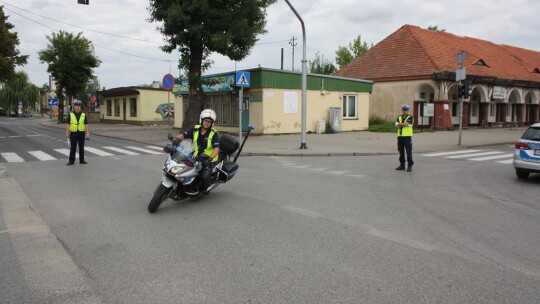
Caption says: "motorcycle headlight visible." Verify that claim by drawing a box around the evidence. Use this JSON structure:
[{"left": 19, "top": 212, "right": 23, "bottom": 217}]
[{"left": 169, "top": 166, "right": 187, "bottom": 175}]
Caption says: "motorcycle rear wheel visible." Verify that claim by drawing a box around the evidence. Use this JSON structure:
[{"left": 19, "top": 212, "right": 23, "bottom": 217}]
[{"left": 148, "top": 184, "right": 171, "bottom": 213}]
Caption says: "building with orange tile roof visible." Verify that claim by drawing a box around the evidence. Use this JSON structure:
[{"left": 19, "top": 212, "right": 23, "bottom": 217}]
[{"left": 336, "top": 24, "right": 540, "bottom": 129}]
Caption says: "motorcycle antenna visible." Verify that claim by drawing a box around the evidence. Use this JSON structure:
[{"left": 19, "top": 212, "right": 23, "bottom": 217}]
[{"left": 233, "top": 124, "right": 254, "bottom": 163}]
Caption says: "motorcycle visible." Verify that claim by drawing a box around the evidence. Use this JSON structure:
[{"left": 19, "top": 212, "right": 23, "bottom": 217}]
[{"left": 147, "top": 124, "right": 254, "bottom": 213}]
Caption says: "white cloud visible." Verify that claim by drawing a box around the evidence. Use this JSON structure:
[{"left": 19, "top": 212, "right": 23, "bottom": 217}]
[{"left": 3, "top": 0, "right": 539, "bottom": 90}]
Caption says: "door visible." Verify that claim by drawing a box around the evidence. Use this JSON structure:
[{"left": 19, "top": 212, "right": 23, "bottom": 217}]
[{"left": 241, "top": 97, "right": 250, "bottom": 132}]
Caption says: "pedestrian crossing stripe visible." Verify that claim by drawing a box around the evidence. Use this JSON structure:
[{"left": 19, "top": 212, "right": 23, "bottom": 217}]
[
  {"left": 421, "top": 149, "right": 513, "bottom": 164},
  {"left": 0, "top": 145, "right": 164, "bottom": 163}
]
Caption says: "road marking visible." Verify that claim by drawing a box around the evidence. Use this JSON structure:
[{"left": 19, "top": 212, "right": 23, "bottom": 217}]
[
  {"left": 85, "top": 147, "right": 114, "bottom": 156},
  {"left": 1, "top": 152, "right": 24, "bottom": 162},
  {"left": 496, "top": 159, "right": 513, "bottom": 164},
  {"left": 422, "top": 149, "right": 482, "bottom": 157},
  {"left": 282, "top": 205, "right": 322, "bottom": 218},
  {"left": 445, "top": 151, "right": 502, "bottom": 159},
  {"left": 328, "top": 170, "right": 348, "bottom": 174},
  {"left": 26, "top": 134, "right": 40, "bottom": 137},
  {"left": 292, "top": 165, "right": 310, "bottom": 168},
  {"left": 8, "top": 135, "right": 23, "bottom": 138},
  {"left": 468, "top": 153, "right": 513, "bottom": 161},
  {"left": 102, "top": 146, "right": 140, "bottom": 155},
  {"left": 125, "top": 146, "right": 162, "bottom": 154},
  {"left": 28, "top": 151, "right": 56, "bottom": 161},
  {"left": 311, "top": 167, "right": 329, "bottom": 171},
  {"left": 145, "top": 145, "right": 164, "bottom": 151},
  {"left": 348, "top": 174, "right": 367, "bottom": 178},
  {"left": 367, "top": 229, "right": 439, "bottom": 252},
  {"left": 54, "top": 149, "right": 78, "bottom": 158}
]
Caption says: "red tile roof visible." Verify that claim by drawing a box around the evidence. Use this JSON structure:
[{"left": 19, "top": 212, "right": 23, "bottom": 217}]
[{"left": 336, "top": 24, "right": 540, "bottom": 84}]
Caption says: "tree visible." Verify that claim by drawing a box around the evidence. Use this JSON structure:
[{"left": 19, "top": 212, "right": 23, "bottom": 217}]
[
  {"left": 148, "top": 0, "right": 276, "bottom": 130},
  {"left": 309, "top": 52, "right": 336, "bottom": 75},
  {"left": 0, "top": 71, "right": 38, "bottom": 113},
  {"left": 38, "top": 31, "right": 101, "bottom": 122},
  {"left": 0, "top": 5, "right": 29, "bottom": 83},
  {"left": 335, "top": 35, "right": 372, "bottom": 69},
  {"left": 427, "top": 25, "right": 445, "bottom": 32}
]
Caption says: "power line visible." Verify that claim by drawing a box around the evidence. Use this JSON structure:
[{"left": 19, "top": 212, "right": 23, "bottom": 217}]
[{"left": 1, "top": 1, "right": 162, "bottom": 43}]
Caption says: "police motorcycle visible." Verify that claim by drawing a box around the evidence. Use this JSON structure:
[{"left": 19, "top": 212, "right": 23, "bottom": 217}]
[{"left": 147, "top": 124, "right": 255, "bottom": 213}]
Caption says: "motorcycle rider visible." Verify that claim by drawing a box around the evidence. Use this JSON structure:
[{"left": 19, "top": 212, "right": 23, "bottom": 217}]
[{"left": 175, "top": 109, "right": 220, "bottom": 194}]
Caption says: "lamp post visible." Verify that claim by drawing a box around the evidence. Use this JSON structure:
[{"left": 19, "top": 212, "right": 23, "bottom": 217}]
[{"left": 284, "top": 0, "right": 308, "bottom": 149}]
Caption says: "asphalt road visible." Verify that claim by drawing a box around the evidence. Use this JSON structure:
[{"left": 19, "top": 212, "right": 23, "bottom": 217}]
[{"left": 1, "top": 134, "right": 539, "bottom": 303}]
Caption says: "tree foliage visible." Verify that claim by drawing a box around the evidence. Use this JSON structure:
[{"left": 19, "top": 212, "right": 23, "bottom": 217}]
[
  {"left": 38, "top": 31, "right": 101, "bottom": 122},
  {"left": 0, "top": 71, "right": 38, "bottom": 112},
  {"left": 427, "top": 25, "right": 445, "bottom": 32},
  {"left": 335, "top": 35, "right": 372, "bottom": 69},
  {"left": 148, "top": 0, "right": 276, "bottom": 130},
  {"left": 308, "top": 52, "right": 336, "bottom": 75},
  {"left": 0, "top": 5, "right": 29, "bottom": 83}
]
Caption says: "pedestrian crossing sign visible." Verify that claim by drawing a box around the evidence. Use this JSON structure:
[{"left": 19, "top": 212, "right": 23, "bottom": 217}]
[{"left": 236, "top": 71, "right": 250, "bottom": 87}]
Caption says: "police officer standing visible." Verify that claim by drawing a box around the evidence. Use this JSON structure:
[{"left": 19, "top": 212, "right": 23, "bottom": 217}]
[
  {"left": 395, "top": 104, "right": 414, "bottom": 172},
  {"left": 65, "top": 99, "right": 90, "bottom": 166}
]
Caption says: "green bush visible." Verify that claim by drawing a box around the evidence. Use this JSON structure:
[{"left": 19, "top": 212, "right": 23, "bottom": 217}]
[{"left": 368, "top": 114, "right": 395, "bottom": 132}]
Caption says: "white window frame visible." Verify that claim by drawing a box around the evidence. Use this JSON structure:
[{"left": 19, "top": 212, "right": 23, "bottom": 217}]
[{"left": 342, "top": 95, "right": 358, "bottom": 119}]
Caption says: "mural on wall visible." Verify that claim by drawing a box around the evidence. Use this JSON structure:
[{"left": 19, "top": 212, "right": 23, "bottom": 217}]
[{"left": 156, "top": 103, "right": 174, "bottom": 119}]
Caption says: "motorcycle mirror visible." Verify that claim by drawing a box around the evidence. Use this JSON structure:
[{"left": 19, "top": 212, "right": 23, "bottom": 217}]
[
  {"left": 167, "top": 133, "right": 174, "bottom": 140},
  {"left": 247, "top": 124, "right": 255, "bottom": 130}
]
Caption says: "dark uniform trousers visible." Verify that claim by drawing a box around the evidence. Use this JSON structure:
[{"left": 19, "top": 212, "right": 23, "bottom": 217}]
[
  {"left": 397, "top": 136, "right": 414, "bottom": 167},
  {"left": 69, "top": 131, "right": 86, "bottom": 163}
]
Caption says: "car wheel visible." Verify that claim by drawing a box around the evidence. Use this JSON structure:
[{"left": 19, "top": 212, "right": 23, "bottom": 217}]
[{"left": 515, "top": 169, "right": 529, "bottom": 179}]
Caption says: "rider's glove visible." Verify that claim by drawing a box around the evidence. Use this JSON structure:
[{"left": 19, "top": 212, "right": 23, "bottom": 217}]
[{"left": 172, "top": 138, "right": 181, "bottom": 146}]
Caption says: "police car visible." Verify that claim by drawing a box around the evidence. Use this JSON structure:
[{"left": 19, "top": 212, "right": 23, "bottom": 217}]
[{"left": 513, "top": 122, "right": 540, "bottom": 179}]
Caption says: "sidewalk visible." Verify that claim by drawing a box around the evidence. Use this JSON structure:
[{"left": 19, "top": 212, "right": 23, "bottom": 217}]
[{"left": 47, "top": 119, "right": 525, "bottom": 156}]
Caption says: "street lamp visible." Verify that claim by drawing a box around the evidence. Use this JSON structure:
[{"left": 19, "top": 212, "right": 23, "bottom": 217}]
[{"left": 284, "top": 0, "right": 308, "bottom": 149}]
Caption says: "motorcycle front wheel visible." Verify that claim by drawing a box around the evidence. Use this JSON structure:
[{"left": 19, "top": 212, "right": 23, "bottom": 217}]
[{"left": 148, "top": 184, "right": 172, "bottom": 213}]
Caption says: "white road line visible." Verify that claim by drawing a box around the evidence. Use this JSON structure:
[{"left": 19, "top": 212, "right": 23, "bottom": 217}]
[
  {"left": 328, "top": 170, "right": 348, "bottom": 174},
  {"left": 102, "top": 146, "right": 140, "bottom": 155},
  {"left": 54, "top": 149, "right": 78, "bottom": 158},
  {"left": 146, "top": 145, "right": 164, "bottom": 151},
  {"left": 1, "top": 152, "right": 24, "bottom": 162},
  {"left": 125, "top": 146, "right": 162, "bottom": 154},
  {"left": 496, "top": 159, "right": 513, "bottom": 164},
  {"left": 28, "top": 151, "right": 56, "bottom": 161},
  {"left": 85, "top": 147, "right": 114, "bottom": 156},
  {"left": 446, "top": 151, "right": 502, "bottom": 159},
  {"left": 8, "top": 135, "right": 23, "bottom": 138},
  {"left": 422, "top": 149, "right": 482, "bottom": 157},
  {"left": 26, "top": 134, "right": 40, "bottom": 137},
  {"left": 469, "top": 154, "right": 513, "bottom": 161}
]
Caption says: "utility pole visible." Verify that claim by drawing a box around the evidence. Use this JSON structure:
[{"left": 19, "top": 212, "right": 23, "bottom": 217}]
[
  {"left": 454, "top": 50, "right": 468, "bottom": 145},
  {"left": 289, "top": 36, "right": 297, "bottom": 71}
]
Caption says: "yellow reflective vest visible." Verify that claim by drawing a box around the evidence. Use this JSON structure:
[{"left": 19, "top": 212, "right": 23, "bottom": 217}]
[
  {"left": 193, "top": 125, "right": 219, "bottom": 162},
  {"left": 396, "top": 115, "right": 413, "bottom": 137},
  {"left": 69, "top": 112, "right": 86, "bottom": 132}
]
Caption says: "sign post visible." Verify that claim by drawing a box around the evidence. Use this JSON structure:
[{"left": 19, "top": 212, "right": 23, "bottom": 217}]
[
  {"left": 236, "top": 71, "right": 250, "bottom": 142},
  {"left": 454, "top": 51, "right": 467, "bottom": 145},
  {"left": 162, "top": 74, "right": 175, "bottom": 127}
]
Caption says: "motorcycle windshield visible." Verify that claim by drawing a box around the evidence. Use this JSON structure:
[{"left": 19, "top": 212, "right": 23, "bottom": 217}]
[{"left": 172, "top": 142, "right": 195, "bottom": 163}]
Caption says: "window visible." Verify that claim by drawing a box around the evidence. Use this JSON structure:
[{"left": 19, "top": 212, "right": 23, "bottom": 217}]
[
  {"left": 507, "top": 105, "right": 511, "bottom": 116},
  {"left": 130, "top": 98, "right": 137, "bottom": 117},
  {"left": 342, "top": 95, "right": 357, "bottom": 119},
  {"left": 204, "top": 94, "right": 238, "bottom": 127},
  {"left": 107, "top": 100, "right": 112, "bottom": 116},
  {"left": 474, "top": 59, "right": 488, "bottom": 66},
  {"left": 489, "top": 103, "right": 495, "bottom": 116},
  {"left": 471, "top": 103, "right": 477, "bottom": 116},
  {"left": 114, "top": 99, "right": 120, "bottom": 117}
]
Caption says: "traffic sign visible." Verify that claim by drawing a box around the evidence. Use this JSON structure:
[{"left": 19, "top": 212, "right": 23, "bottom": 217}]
[
  {"left": 162, "top": 74, "right": 175, "bottom": 91},
  {"left": 236, "top": 71, "right": 250, "bottom": 87},
  {"left": 48, "top": 98, "right": 59, "bottom": 106},
  {"left": 49, "top": 91, "right": 57, "bottom": 98}
]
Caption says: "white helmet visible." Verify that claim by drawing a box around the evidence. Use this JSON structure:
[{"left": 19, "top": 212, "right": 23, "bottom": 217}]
[{"left": 199, "top": 109, "right": 217, "bottom": 124}]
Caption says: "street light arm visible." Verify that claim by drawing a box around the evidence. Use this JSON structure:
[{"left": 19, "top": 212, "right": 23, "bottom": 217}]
[{"left": 284, "top": 0, "right": 308, "bottom": 149}]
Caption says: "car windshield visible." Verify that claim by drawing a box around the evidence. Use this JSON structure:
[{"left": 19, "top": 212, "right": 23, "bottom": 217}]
[{"left": 522, "top": 127, "right": 540, "bottom": 141}]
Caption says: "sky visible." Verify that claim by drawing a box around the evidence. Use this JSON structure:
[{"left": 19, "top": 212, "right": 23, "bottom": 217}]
[{"left": 2, "top": 0, "right": 540, "bottom": 90}]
